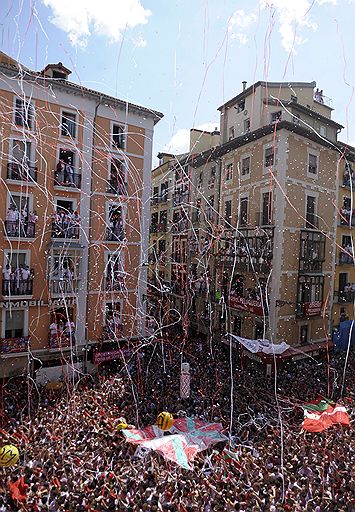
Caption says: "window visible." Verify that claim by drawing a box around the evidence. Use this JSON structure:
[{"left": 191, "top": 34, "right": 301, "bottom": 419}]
[
  {"left": 308, "top": 154, "right": 318, "bottom": 175},
  {"left": 160, "top": 181, "right": 168, "bottom": 201},
  {"left": 209, "top": 166, "right": 216, "bottom": 188},
  {"left": 225, "top": 199, "right": 232, "bottom": 223},
  {"left": 5, "top": 310, "right": 25, "bottom": 338},
  {"left": 292, "top": 114, "right": 301, "bottom": 125},
  {"left": 241, "top": 156, "right": 250, "bottom": 176},
  {"left": 229, "top": 126, "right": 235, "bottom": 140},
  {"left": 240, "top": 197, "right": 248, "bottom": 226},
  {"left": 264, "top": 147, "right": 274, "bottom": 168},
  {"left": 12, "top": 139, "right": 31, "bottom": 165},
  {"left": 104, "top": 302, "right": 122, "bottom": 338},
  {"left": 61, "top": 112, "right": 76, "bottom": 138},
  {"left": 299, "top": 231, "right": 325, "bottom": 271},
  {"left": 107, "top": 204, "right": 124, "bottom": 241},
  {"left": 306, "top": 195, "right": 317, "bottom": 228},
  {"left": 112, "top": 124, "right": 125, "bottom": 149},
  {"left": 237, "top": 100, "right": 245, "bottom": 113},
  {"left": 55, "top": 149, "right": 80, "bottom": 188},
  {"left": 225, "top": 162, "right": 233, "bottom": 181},
  {"left": 108, "top": 159, "right": 125, "bottom": 195},
  {"left": 106, "top": 253, "right": 124, "bottom": 291},
  {"left": 14, "top": 99, "right": 34, "bottom": 129},
  {"left": 271, "top": 111, "right": 282, "bottom": 123},
  {"left": 297, "top": 275, "right": 324, "bottom": 303},
  {"left": 319, "top": 125, "right": 327, "bottom": 137},
  {"left": 198, "top": 172, "right": 203, "bottom": 186},
  {"left": 261, "top": 191, "right": 272, "bottom": 225},
  {"left": 244, "top": 118, "right": 250, "bottom": 133}
]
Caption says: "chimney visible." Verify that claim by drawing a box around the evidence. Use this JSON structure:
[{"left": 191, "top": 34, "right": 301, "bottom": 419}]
[{"left": 242, "top": 81, "right": 247, "bottom": 91}]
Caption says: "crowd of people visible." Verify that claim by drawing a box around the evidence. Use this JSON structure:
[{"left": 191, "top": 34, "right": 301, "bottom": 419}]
[
  {"left": 5, "top": 207, "right": 38, "bottom": 238},
  {"left": 0, "top": 334, "right": 353, "bottom": 511},
  {"left": 52, "top": 209, "right": 81, "bottom": 239},
  {"left": 2, "top": 264, "right": 34, "bottom": 296}
]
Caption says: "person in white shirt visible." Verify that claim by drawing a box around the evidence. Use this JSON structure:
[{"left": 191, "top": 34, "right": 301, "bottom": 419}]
[
  {"left": 21, "top": 265, "right": 31, "bottom": 293},
  {"left": 3, "top": 264, "right": 11, "bottom": 293}
]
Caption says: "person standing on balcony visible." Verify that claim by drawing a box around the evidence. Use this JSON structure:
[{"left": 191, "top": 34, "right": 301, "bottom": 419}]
[
  {"left": 66, "top": 159, "right": 75, "bottom": 186},
  {"left": 3, "top": 264, "right": 11, "bottom": 294},
  {"left": 20, "top": 265, "right": 31, "bottom": 294}
]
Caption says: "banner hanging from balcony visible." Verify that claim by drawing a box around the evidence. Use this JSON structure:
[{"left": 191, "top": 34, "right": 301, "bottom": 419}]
[
  {"left": 229, "top": 295, "right": 265, "bottom": 316},
  {"left": 230, "top": 334, "right": 290, "bottom": 355}
]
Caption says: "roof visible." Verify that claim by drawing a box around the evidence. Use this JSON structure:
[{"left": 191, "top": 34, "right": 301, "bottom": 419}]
[
  {"left": 265, "top": 98, "right": 342, "bottom": 129},
  {"left": 190, "top": 120, "right": 351, "bottom": 168},
  {"left": 42, "top": 62, "right": 72, "bottom": 76},
  {"left": 0, "top": 51, "right": 163, "bottom": 124},
  {"left": 218, "top": 80, "right": 317, "bottom": 111}
]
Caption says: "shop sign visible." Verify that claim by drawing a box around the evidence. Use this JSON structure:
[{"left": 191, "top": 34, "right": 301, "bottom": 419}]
[{"left": 0, "top": 298, "right": 77, "bottom": 308}]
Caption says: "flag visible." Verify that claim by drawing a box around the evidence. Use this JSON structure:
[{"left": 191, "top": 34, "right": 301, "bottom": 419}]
[
  {"left": 8, "top": 477, "right": 28, "bottom": 502},
  {"left": 171, "top": 417, "right": 227, "bottom": 450},
  {"left": 302, "top": 399, "right": 350, "bottom": 432}
]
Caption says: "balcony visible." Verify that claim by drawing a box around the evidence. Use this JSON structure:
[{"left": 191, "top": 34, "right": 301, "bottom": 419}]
[
  {"left": 335, "top": 290, "right": 355, "bottom": 304},
  {"left": 49, "top": 279, "right": 78, "bottom": 294},
  {"left": 7, "top": 162, "right": 37, "bottom": 182},
  {"left": 338, "top": 252, "right": 354, "bottom": 265},
  {"left": 107, "top": 179, "right": 127, "bottom": 196},
  {"left": 106, "top": 226, "right": 125, "bottom": 242},
  {"left": 54, "top": 170, "right": 82, "bottom": 189},
  {"left": 299, "top": 230, "right": 325, "bottom": 273},
  {"left": 296, "top": 301, "right": 323, "bottom": 318},
  {"left": 0, "top": 336, "right": 30, "bottom": 354},
  {"left": 215, "top": 253, "right": 272, "bottom": 274},
  {"left": 5, "top": 220, "right": 36, "bottom": 238},
  {"left": 48, "top": 333, "right": 75, "bottom": 350},
  {"left": 2, "top": 278, "right": 33, "bottom": 296},
  {"left": 339, "top": 211, "right": 355, "bottom": 227},
  {"left": 52, "top": 222, "right": 79, "bottom": 239}
]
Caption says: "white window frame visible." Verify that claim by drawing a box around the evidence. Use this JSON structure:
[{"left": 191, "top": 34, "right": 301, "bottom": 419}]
[
  {"left": 229, "top": 126, "right": 235, "bottom": 141},
  {"left": 110, "top": 120, "right": 126, "bottom": 152},
  {"left": 244, "top": 118, "right": 250, "bottom": 133},
  {"left": 225, "top": 161, "right": 234, "bottom": 182},
  {"left": 106, "top": 200, "right": 126, "bottom": 232},
  {"left": 7, "top": 192, "right": 34, "bottom": 213},
  {"left": 263, "top": 143, "right": 276, "bottom": 173},
  {"left": 307, "top": 149, "right": 319, "bottom": 179},
  {"left": 319, "top": 125, "right": 327, "bottom": 137},
  {"left": 305, "top": 191, "right": 319, "bottom": 228},
  {"left": 1, "top": 308, "right": 29, "bottom": 338},
  {"left": 60, "top": 107, "right": 78, "bottom": 141},
  {"left": 224, "top": 195, "right": 233, "bottom": 224},
  {"left": 107, "top": 156, "right": 127, "bottom": 192},
  {"left": 259, "top": 186, "right": 273, "bottom": 226},
  {"left": 3, "top": 249, "right": 31, "bottom": 268},
  {"left": 239, "top": 193, "right": 249, "bottom": 227},
  {"left": 103, "top": 299, "right": 123, "bottom": 326},
  {"left": 105, "top": 250, "right": 125, "bottom": 277},
  {"left": 240, "top": 153, "right": 251, "bottom": 181},
  {"left": 8, "top": 136, "right": 36, "bottom": 168},
  {"left": 54, "top": 196, "right": 78, "bottom": 212},
  {"left": 13, "top": 96, "right": 35, "bottom": 132}
]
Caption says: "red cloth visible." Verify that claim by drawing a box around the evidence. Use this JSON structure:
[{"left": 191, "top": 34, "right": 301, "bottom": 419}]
[{"left": 8, "top": 477, "right": 28, "bottom": 502}]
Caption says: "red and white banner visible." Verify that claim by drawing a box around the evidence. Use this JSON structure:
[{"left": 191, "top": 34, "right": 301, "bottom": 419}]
[
  {"left": 229, "top": 295, "right": 264, "bottom": 316},
  {"left": 305, "top": 301, "right": 322, "bottom": 317},
  {"left": 93, "top": 347, "right": 131, "bottom": 364}
]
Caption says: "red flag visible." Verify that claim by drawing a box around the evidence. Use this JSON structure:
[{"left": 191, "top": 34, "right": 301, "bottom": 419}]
[{"left": 9, "top": 477, "right": 28, "bottom": 502}]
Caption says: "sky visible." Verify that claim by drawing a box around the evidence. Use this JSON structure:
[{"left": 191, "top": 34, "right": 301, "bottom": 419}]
[{"left": 1, "top": 0, "right": 355, "bottom": 165}]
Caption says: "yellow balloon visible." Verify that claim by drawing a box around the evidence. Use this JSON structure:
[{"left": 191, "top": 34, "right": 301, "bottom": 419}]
[
  {"left": 116, "top": 422, "right": 128, "bottom": 430},
  {"left": 0, "top": 445, "right": 19, "bottom": 467},
  {"left": 156, "top": 412, "right": 174, "bottom": 431}
]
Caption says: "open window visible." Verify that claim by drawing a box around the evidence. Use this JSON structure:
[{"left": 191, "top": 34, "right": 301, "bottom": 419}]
[
  {"left": 108, "top": 159, "right": 126, "bottom": 195},
  {"left": 106, "top": 204, "right": 124, "bottom": 241},
  {"left": 61, "top": 112, "right": 76, "bottom": 138},
  {"left": 14, "top": 98, "right": 34, "bottom": 130},
  {"left": 8, "top": 140, "right": 37, "bottom": 182},
  {"left": 106, "top": 252, "right": 124, "bottom": 291},
  {"left": 55, "top": 148, "right": 80, "bottom": 188},
  {"left": 112, "top": 124, "right": 125, "bottom": 149}
]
